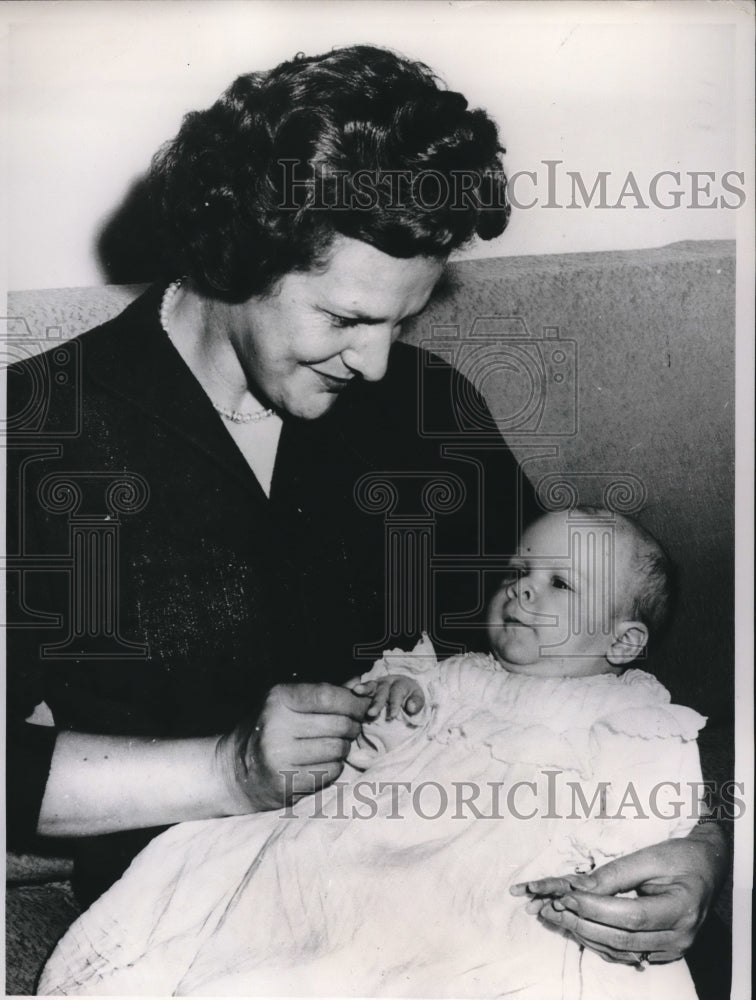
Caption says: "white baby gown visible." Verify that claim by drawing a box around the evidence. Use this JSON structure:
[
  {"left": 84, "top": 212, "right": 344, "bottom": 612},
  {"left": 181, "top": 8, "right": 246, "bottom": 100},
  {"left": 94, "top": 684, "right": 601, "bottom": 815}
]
[{"left": 39, "top": 638, "right": 706, "bottom": 998}]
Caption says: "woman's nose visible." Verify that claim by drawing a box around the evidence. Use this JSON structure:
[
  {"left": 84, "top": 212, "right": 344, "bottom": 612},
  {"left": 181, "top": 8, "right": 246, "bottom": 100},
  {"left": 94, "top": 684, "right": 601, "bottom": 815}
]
[{"left": 341, "top": 325, "right": 396, "bottom": 382}]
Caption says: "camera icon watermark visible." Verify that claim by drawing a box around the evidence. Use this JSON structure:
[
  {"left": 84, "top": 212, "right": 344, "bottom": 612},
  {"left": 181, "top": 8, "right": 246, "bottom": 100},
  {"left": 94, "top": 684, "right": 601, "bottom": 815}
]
[
  {"left": 420, "top": 317, "right": 578, "bottom": 439},
  {"left": 2, "top": 317, "right": 82, "bottom": 438}
]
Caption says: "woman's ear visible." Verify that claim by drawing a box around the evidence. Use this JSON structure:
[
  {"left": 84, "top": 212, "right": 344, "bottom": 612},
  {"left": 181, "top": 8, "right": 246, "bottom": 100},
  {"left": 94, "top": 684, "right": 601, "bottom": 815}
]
[{"left": 607, "top": 622, "right": 649, "bottom": 666}]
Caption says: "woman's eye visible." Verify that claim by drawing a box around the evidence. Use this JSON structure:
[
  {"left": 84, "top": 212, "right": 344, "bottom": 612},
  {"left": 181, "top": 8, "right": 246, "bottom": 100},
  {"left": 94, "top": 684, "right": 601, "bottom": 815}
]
[
  {"left": 328, "top": 314, "right": 358, "bottom": 329},
  {"left": 551, "top": 576, "right": 571, "bottom": 591}
]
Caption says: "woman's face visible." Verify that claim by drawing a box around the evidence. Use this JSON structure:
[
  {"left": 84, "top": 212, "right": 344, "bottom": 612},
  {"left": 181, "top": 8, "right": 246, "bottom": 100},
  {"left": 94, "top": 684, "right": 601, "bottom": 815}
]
[{"left": 221, "top": 236, "right": 446, "bottom": 420}]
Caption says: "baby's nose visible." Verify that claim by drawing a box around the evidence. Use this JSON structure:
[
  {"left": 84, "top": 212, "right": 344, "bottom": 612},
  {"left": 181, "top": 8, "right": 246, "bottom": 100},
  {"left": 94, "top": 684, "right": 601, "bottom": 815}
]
[{"left": 508, "top": 575, "right": 534, "bottom": 604}]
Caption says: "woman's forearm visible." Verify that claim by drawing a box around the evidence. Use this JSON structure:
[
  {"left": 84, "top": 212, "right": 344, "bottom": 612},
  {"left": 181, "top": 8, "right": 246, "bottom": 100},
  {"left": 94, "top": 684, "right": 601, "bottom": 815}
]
[
  {"left": 37, "top": 730, "right": 240, "bottom": 837},
  {"left": 36, "top": 683, "right": 371, "bottom": 837}
]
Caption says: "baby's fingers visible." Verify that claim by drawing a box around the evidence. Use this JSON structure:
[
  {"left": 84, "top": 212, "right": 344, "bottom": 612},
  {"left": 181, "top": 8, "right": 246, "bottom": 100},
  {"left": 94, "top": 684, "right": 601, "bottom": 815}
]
[
  {"left": 387, "top": 679, "right": 422, "bottom": 719},
  {"left": 404, "top": 688, "right": 425, "bottom": 716},
  {"left": 367, "top": 682, "right": 390, "bottom": 718},
  {"left": 387, "top": 682, "right": 407, "bottom": 720}
]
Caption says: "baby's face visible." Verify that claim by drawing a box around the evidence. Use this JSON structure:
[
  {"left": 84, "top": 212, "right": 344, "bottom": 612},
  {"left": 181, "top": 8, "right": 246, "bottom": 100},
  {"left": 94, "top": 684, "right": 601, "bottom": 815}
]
[{"left": 488, "top": 511, "right": 633, "bottom": 678}]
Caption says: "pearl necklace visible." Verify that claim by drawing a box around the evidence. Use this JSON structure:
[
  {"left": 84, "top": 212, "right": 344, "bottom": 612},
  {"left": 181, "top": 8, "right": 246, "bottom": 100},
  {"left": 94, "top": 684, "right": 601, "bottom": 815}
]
[{"left": 159, "top": 279, "right": 275, "bottom": 424}]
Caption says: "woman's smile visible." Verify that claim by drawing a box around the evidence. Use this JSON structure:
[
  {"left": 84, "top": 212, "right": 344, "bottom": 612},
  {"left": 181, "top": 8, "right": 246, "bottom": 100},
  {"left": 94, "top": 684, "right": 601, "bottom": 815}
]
[{"left": 309, "top": 367, "right": 355, "bottom": 392}]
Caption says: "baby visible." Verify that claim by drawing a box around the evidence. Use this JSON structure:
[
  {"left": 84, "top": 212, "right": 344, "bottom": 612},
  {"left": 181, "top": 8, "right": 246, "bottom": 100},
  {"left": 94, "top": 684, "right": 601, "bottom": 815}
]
[
  {"left": 40, "top": 508, "right": 705, "bottom": 999},
  {"left": 357, "top": 502, "right": 674, "bottom": 723}
]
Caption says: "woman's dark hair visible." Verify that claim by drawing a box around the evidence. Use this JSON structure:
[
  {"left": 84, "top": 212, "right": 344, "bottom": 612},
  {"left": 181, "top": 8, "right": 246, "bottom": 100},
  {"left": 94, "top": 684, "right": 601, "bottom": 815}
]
[{"left": 150, "top": 45, "right": 510, "bottom": 300}]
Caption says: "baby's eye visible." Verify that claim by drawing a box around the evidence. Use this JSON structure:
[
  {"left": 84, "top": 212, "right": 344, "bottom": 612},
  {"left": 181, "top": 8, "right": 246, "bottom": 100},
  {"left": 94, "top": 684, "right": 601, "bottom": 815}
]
[{"left": 551, "top": 576, "right": 572, "bottom": 591}]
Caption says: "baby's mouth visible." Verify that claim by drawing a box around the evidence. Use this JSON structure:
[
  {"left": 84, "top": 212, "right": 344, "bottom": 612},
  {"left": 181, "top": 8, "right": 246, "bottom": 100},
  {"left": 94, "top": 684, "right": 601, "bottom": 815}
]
[{"left": 500, "top": 614, "right": 538, "bottom": 635}]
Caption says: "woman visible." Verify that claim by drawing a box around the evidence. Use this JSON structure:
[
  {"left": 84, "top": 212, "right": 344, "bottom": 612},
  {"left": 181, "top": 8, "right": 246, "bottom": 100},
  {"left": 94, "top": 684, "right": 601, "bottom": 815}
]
[{"left": 6, "top": 44, "right": 724, "bottom": 967}]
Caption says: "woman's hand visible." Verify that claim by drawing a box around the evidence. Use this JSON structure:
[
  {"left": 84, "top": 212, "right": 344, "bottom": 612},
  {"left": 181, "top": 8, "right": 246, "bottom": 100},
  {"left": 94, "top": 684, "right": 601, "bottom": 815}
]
[
  {"left": 350, "top": 674, "right": 425, "bottom": 721},
  {"left": 510, "top": 823, "right": 728, "bottom": 964},
  {"left": 216, "top": 683, "right": 372, "bottom": 813}
]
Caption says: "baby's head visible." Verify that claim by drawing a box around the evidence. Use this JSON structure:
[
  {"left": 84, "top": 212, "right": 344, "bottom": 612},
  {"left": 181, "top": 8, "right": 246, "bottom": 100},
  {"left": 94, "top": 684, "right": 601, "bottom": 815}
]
[{"left": 488, "top": 507, "right": 675, "bottom": 678}]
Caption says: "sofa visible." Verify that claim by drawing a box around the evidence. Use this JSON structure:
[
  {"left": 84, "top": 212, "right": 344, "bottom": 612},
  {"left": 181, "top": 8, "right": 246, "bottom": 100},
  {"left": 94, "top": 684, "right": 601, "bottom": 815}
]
[{"left": 5, "top": 239, "right": 735, "bottom": 996}]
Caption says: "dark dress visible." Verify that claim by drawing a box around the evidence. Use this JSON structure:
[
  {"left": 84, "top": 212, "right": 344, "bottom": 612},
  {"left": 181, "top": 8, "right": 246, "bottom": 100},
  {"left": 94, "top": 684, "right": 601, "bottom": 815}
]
[{"left": 5, "top": 284, "right": 535, "bottom": 903}]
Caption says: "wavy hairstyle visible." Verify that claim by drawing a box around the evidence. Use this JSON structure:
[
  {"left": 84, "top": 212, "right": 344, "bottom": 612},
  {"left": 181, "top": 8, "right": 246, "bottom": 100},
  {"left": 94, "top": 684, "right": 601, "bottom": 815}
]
[{"left": 150, "top": 45, "right": 510, "bottom": 300}]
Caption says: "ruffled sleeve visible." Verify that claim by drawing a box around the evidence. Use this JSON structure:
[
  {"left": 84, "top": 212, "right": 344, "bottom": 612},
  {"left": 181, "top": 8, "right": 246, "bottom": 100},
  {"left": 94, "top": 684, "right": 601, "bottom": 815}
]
[
  {"left": 359, "top": 633, "right": 439, "bottom": 684},
  {"left": 564, "top": 706, "right": 707, "bottom": 867},
  {"left": 592, "top": 704, "right": 706, "bottom": 742}
]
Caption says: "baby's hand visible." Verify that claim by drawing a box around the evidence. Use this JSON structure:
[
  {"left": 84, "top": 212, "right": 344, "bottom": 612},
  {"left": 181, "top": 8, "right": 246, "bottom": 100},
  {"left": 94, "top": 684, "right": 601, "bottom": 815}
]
[
  {"left": 345, "top": 675, "right": 425, "bottom": 720},
  {"left": 361, "top": 675, "right": 425, "bottom": 721}
]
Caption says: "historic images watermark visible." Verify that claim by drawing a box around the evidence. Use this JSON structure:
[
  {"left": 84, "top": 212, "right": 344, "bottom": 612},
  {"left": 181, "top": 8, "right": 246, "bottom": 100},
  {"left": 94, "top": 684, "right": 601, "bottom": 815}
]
[
  {"left": 279, "top": 770, "right": 746, "bottom": 822},
  {"left": 278, "top": 160, "right": 508, "bottom": 212},
  {"left": 3, "top": 315, "right": 150, "bottom": 657},
  {"left": 2, "top": 316, "right": 82, "bottom": 438},
  {"left": 275, "top": 159, "right": 747, "bottom": 213},
  {"left": 419, "top": 317, "right": 577, "bottom": 439},
  {"left": 506, "top": 160, "right": 747, "bottom": 211}
]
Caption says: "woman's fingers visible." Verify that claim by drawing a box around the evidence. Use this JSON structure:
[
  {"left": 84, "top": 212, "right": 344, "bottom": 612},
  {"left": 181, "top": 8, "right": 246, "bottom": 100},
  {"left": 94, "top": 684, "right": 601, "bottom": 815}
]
[
  {"left": 510, "top": 876, "right": 574, "bottom": 897},
  {"left": 520, "top": 894, "right": 683, "bottom": 963},
  {"left": 276, "top": 683, "right": 372, "bottom": 721},
  {"left": 537, "top": 900, "right": 682, "bottom": 958},
  {"left": 285, "top": 712, "right": 362, "bottom": 740},
  {"left": 345, "top": 678, "right": 375, "bottom": 697},
  {"left": 290, "top": 737, "right": 353, "bottom": 766},
  {"left": 545, "top": 884, "right": 692, "bottom": 932},
  {"left": 513, "top": 834, "right": 724, "bottom": 964}
]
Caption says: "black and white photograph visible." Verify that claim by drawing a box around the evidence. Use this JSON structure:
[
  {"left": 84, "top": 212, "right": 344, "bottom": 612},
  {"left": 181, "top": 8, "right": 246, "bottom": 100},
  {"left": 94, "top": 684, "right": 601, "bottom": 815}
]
[{"left": 2, "top": 2, "right": 753, "bottom": 997}]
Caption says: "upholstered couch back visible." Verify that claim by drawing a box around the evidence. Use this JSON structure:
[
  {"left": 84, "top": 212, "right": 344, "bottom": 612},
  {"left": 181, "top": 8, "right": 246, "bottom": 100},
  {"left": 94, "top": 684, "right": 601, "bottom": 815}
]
[{"left": 8, "top": 239, "right": 735, "bottom": 722}]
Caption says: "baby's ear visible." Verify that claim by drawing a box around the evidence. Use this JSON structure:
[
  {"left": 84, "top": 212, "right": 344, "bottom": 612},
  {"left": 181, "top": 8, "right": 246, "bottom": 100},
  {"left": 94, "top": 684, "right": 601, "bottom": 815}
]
[{"left": 607, "top": 622, "right": 649, "bottom": 666}]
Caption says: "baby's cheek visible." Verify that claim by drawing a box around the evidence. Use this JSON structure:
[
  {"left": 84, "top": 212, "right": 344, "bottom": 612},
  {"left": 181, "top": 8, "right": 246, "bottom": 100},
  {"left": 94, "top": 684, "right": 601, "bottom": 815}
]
[{"left": 487, "top": 588, "right": 506, "bottom": 614}]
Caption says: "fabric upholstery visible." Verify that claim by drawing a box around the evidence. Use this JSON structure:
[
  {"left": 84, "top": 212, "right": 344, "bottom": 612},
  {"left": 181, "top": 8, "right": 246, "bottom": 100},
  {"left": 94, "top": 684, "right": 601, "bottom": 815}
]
[{"left": 5, "top": 883, "right": 80, "bottom": 995}]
